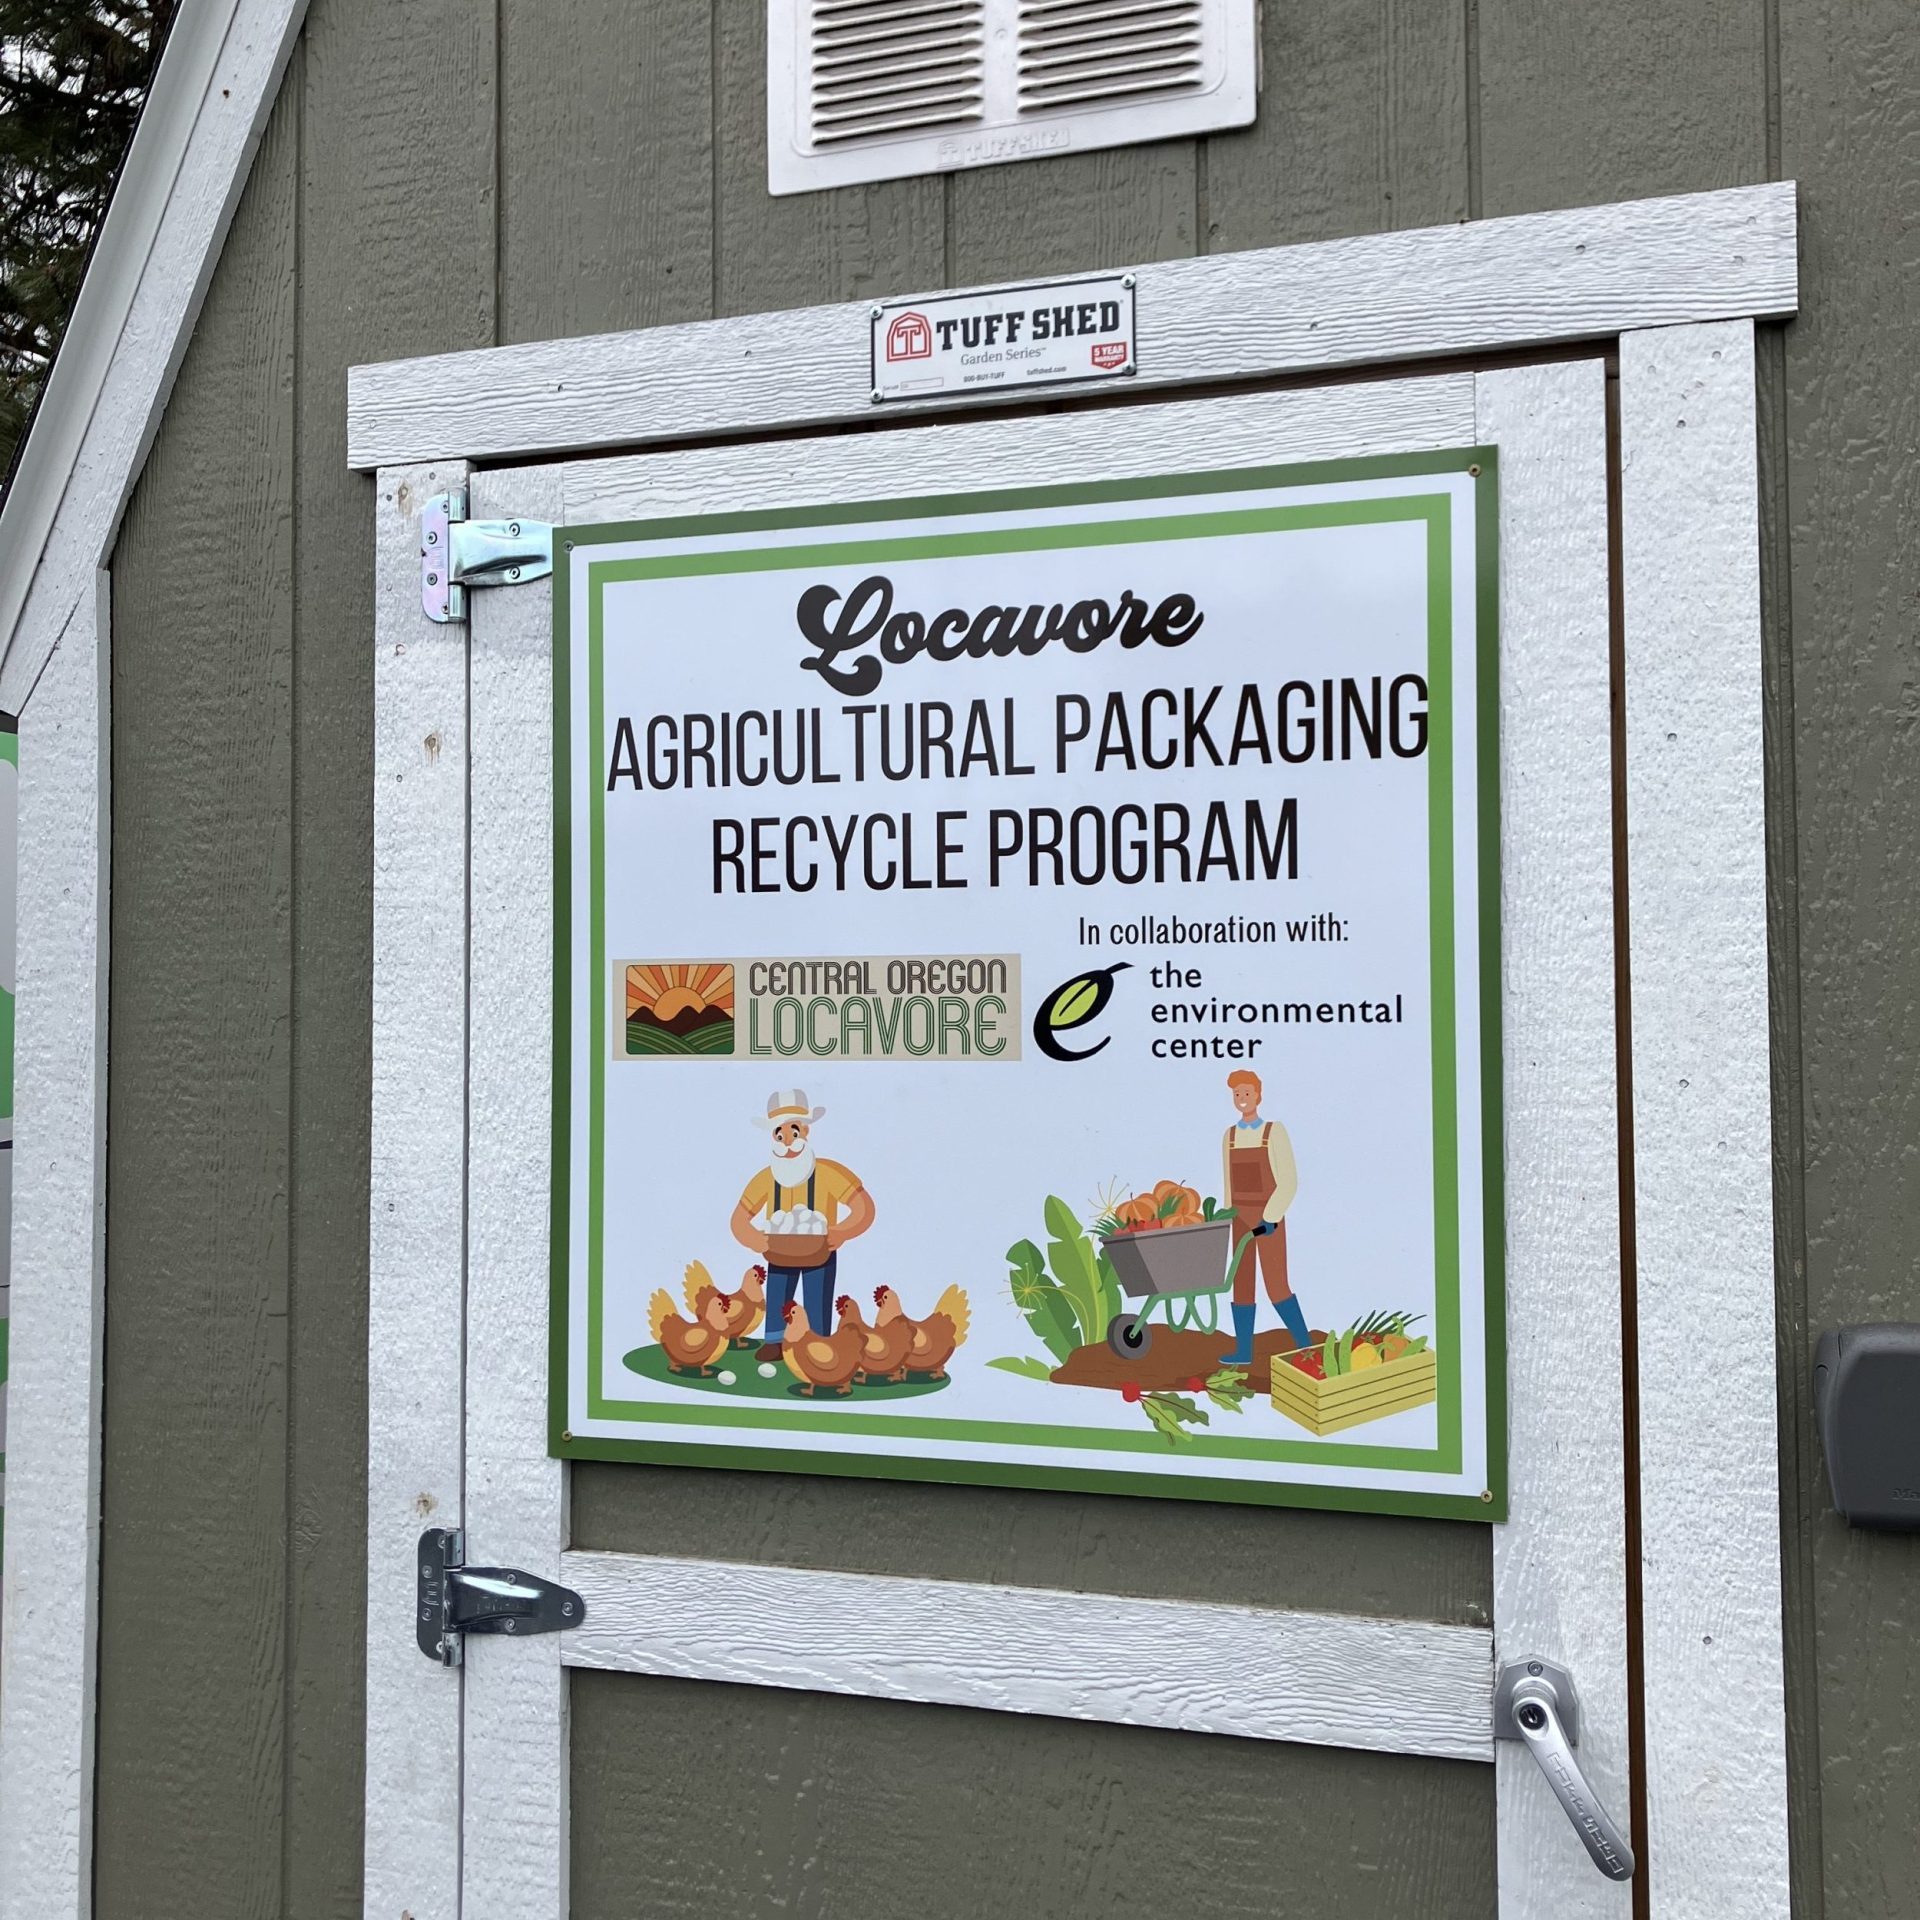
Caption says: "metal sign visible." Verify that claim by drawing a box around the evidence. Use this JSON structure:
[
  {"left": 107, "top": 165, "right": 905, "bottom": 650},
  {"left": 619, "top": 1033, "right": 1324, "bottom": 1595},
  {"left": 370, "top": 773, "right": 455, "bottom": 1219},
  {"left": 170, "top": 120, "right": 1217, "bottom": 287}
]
[
  {"left": 870, "top": 273, "right": 1136, "bottom": 403},
  {"left": 553, "top": 450, "right": 1505, "bottom": 1520}
]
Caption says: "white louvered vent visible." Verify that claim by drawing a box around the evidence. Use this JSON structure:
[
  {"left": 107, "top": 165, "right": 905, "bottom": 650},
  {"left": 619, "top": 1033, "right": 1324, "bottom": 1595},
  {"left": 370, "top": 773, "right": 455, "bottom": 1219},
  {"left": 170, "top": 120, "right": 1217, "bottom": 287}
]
[
  {"left": 1016, "top": 0, "right": 1207, "bottom": 113},
  {"left": 769, "top": 0, "right": 1255, "bottom": 194},
  {"left": 808, "top": 0, "right": 986, "bottom": 146}
]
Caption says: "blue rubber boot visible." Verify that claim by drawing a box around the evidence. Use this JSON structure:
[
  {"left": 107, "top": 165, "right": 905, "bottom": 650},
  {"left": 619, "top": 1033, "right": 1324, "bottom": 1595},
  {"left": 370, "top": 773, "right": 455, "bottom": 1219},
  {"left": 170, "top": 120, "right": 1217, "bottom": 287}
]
[
  {"left": 1221, "top": 1300, "right": 1256, "bottom": 1365},
  {"left": 1275, "top": 1293, "right": 1311, "bottom": 1352}
]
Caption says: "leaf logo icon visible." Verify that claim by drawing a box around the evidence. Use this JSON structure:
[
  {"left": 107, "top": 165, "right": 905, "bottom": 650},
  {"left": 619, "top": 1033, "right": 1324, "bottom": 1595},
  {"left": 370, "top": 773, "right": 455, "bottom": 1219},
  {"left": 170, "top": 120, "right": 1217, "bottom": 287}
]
[{"left": 1033, "top": 963, "right": 1131, "bottom": 1061}]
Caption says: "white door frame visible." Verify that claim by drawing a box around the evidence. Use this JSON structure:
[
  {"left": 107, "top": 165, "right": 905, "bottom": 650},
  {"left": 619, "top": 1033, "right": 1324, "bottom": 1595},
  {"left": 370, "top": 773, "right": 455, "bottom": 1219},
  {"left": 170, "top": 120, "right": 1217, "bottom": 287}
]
[
  {"left": 0, "top": 5, "right": 309, "bottom": 1917},
  {"left": 363, "top": 182, "right": 1794, "bottom": 1920}
]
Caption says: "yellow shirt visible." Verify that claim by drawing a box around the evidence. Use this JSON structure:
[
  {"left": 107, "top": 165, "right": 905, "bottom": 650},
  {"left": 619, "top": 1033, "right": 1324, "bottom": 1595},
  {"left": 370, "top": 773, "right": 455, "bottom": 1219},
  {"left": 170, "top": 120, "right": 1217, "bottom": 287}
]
[{"left": 739, "top": 1158, "right": 863, "bottom": 1227}]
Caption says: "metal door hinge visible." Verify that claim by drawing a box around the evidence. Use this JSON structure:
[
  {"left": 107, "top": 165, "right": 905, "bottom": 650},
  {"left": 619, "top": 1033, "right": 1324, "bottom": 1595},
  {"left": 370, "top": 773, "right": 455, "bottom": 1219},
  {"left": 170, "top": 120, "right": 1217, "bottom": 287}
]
[
  {"left": 417, "top": 1527, "right": 585, "bottom": 1666},
  {"left": 421, "top": 489, "right": 553, "bottom": 623}
]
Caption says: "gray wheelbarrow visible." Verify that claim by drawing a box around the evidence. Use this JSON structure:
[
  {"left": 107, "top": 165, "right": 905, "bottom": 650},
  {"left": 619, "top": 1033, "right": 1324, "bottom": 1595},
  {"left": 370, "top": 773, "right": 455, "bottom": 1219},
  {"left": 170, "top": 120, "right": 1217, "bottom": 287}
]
[{"left": 1103, "top": 1219, "right": 1277, "bottom": 1357}]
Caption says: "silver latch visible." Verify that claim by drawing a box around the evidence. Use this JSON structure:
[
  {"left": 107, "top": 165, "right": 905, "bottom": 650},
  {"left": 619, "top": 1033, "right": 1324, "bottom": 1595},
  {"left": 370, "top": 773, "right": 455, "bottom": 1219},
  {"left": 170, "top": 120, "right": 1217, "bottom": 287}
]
[
  {"left": 1494, "top": 1658, "right": 1636, "bottom": 1882},
  {"left": 421, "top": 489, "right": 554, "bottom": 624}
]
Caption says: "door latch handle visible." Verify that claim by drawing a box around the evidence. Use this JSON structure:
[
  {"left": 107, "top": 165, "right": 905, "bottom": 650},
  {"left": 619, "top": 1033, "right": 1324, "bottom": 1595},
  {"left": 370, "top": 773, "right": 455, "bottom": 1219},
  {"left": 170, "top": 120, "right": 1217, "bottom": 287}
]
[{"left": 1494, "top": 1659, "right": 1635, "bottom": 1882}]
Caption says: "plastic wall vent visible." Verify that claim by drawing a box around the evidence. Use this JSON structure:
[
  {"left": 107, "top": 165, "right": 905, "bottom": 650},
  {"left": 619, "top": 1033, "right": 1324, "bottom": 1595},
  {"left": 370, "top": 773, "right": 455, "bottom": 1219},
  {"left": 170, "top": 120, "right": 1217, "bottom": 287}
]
[
  {"left": 1016, "top": 0, "right": 1207, "bottom": 112},
  {"left": 808, "top": 0, "right": 986, "bottom": 146},
  {"left": 769, "top": 0, "right": 1255, "bottom": 194}
]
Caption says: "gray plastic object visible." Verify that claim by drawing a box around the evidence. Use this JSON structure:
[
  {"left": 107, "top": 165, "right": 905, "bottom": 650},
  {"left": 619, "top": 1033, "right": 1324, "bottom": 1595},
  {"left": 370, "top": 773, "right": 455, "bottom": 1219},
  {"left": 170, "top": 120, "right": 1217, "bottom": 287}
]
[{"left": 1814, "top": 1325, "right": 1920, "bottom": 1529}]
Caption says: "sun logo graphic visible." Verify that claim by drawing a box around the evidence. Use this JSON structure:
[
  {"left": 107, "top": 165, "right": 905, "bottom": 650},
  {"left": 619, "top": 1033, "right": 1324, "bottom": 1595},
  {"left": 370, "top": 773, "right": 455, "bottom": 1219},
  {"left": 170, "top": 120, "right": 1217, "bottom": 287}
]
[{"left": 625, "top": 962, "right": 735, "bottom": 1057}]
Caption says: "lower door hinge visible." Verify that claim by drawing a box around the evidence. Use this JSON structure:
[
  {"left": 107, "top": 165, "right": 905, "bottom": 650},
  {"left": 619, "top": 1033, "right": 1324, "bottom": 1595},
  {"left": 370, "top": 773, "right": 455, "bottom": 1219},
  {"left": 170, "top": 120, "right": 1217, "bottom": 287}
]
[
  {"left": 417, "top": 1527, "right": 585, "bottom": 1666},
  {"left": 421, "top": 489, "right": 554, "bottom": 624}
]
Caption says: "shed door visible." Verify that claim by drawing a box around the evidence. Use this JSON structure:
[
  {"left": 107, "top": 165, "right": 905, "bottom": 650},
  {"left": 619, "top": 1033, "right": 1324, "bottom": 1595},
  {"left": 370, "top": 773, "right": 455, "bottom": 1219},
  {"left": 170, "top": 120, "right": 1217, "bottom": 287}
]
[{"left": 449, "top": 363, "right": 1631, "bottom": 1917}]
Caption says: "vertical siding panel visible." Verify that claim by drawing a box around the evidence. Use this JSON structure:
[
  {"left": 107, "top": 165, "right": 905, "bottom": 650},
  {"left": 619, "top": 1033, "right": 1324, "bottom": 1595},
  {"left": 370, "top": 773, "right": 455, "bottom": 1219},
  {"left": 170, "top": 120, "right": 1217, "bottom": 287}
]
[
  {"left": 714, "top": 0, "right": 943, "bottom": 314},
  {"left": 290, "top": 0, "right": 497, "bottom": 1909},
  {"left": 1778, "top": 4, "right": 1920, "bottom": 1915},
  {"left": 945, "top": 140, "right": 1197, "bottom": 284},
  {"left": 1473, "top": 0, "right": 1768, "bottom": 215},
  {"left": 500, "top": 0, "right": 714, "bottom": 341},
  {"left": 98, "top": 83, "right": 299, "bottom": 1920},
  {"left": 1204, "top": 0, "right": 1468, "bottom": 252}
]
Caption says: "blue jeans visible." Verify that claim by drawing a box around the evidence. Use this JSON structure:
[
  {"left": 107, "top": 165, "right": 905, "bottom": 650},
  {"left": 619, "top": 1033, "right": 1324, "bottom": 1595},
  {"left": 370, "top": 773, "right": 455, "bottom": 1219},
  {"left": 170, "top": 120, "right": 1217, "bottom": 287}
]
[{"left": 764, "top": 1252, "right": 839, "bottom": 1340}]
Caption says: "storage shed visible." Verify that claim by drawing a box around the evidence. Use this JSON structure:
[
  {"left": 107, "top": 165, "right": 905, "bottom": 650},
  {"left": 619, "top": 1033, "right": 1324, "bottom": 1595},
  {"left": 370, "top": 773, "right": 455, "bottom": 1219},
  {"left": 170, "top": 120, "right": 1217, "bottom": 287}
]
[{"left": 0, "top": 2, "right": 1911, "bottom": 1916}]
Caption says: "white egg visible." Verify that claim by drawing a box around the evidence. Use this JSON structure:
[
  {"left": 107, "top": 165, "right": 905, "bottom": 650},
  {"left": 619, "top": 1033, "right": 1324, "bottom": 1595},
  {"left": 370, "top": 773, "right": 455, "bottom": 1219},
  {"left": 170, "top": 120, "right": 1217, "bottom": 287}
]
[
  {"left": 757, "top": 1361, "right": 779, "bottom": 1379},
  {"left": 716, "top": 1370, "right": 736, "bottom": 1386}
]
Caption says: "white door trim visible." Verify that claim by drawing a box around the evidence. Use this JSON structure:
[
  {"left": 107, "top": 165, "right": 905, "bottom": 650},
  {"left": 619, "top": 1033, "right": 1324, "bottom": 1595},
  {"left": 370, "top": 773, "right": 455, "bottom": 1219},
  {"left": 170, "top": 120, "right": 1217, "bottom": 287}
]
[
  {"left": 1619, "top": 318, "right": 1788, "bottom": 1919},
  {"left": 363, "top": 462, "right": 473, "bottom": 1918},
  {"left": 1478, "top": 358, "right": 1633, "bottom": 1916},
  {"left": 359, "top": 190, "right": 1794, "bottom": 1920},
  {"left": 562, "top": 1552, "right": 1496, "bottom": 1761},
  {"left": 345, "top": 180, "right": 1795, "bottom": 473},
  {"left": 0, "top": 5, "right": 309, "bottom": 1913},
  {"left": 0, "top": 583, "right": 111, "bottom": 1920}
]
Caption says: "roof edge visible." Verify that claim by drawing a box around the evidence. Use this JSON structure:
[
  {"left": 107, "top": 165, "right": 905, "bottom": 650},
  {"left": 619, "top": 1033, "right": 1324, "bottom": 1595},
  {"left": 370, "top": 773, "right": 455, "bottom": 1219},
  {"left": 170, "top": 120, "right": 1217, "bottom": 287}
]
[{"left": 0, "top": 0, "right": 309, "bottom": 707}]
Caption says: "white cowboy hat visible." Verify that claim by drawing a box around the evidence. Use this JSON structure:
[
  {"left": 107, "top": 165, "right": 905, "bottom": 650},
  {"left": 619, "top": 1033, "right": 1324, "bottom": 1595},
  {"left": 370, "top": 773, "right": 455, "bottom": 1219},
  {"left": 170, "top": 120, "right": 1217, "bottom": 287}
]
[{"left": 755, "top": 1088, "right": 826, "bottom": 1128}]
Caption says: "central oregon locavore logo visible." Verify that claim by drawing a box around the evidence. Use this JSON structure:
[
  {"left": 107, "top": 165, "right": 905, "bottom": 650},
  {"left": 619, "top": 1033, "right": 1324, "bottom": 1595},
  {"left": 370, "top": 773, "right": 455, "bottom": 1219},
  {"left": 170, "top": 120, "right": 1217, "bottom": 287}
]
[{"left": 619, "top": 956, "right": 1021, "bottom": 1062}]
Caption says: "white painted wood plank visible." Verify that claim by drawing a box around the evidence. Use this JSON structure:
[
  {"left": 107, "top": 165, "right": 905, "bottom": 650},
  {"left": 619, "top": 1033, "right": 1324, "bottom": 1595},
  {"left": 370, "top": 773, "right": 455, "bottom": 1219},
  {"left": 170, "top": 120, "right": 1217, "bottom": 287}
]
[
  {"left": 364, "top": 462, "right": 471, "bottom": 1920},
  {"left": 561, "top": 1551, "right": 1496, "bottom": 1762},
  {"left": 348, "top": 182, "right": 1796, "bottom": 471},
  {"left": 1478, "top": 363, "right": 1634, "bottom": 1916},
  {"left": 1620, "top": 319, "right": 1786, "bottom": 1920},
  {"left": 0, "top": 583, "right": 109, "bottom": 1920},
  {"left": 0, "top": 0, "right": 308, "bottom": 716},
  {"left": 565, "top": 372, "right": 1477, "bottom": 525},
  {"left": 462, "top": 464, "right": 569, "bottom": 1920}
]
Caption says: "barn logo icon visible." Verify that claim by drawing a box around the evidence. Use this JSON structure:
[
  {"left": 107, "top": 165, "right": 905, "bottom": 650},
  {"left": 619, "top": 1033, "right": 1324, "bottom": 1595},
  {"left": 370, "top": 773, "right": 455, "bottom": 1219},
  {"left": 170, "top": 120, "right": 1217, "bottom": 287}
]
[
  {"left": 884, "top": 311, "right": 933, "bottom": 362},
  {"left": 1090, "top": 340, "right": 1129, "bottom": 371}
]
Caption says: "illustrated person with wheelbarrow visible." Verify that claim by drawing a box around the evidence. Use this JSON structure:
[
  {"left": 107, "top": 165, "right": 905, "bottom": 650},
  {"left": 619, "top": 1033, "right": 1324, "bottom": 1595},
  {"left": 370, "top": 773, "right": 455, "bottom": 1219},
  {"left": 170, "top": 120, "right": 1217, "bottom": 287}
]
[{"left": 1219, "top": 1069, "right": 1311, "bottom": 1365}]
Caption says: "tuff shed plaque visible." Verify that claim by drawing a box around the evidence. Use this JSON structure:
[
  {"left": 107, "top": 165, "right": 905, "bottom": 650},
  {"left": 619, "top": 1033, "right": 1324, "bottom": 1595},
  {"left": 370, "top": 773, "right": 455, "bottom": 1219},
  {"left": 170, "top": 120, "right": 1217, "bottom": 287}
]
[{"left": 869, "top": 272, "right": 1136, "bottom": 402}]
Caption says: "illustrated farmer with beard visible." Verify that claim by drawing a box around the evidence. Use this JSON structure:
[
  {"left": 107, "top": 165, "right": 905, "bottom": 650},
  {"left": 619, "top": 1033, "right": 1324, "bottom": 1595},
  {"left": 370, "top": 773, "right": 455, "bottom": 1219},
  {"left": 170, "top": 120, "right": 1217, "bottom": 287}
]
[{"left": 730, "top": 1087, "right": 876, "bottom": 1361}]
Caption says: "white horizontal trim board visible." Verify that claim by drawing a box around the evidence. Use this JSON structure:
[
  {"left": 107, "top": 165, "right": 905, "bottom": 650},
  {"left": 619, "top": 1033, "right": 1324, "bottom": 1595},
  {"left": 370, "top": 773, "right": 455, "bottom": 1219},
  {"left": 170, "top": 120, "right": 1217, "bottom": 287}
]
[
  {"left": 346, "top": 181, "right": 1796, "bottom": 470},
  {"left": 560, "top": 1552, "right": 1496, "bottom": 1763}
]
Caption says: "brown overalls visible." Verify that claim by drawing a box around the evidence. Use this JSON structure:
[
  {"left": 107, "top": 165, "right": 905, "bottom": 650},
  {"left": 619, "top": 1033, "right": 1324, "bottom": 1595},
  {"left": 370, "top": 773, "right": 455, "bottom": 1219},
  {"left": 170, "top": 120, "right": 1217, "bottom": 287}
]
[{"left": 1229, "top": 1122, "right": 1291, "bottom": 1306}]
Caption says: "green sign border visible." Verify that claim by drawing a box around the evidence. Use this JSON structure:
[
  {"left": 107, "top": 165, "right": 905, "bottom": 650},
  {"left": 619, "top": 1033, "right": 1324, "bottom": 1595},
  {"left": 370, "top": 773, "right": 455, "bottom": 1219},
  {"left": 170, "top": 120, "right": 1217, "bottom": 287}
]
[{"left": 550, "top": 450, "right": 1507, "bottom": 1524}]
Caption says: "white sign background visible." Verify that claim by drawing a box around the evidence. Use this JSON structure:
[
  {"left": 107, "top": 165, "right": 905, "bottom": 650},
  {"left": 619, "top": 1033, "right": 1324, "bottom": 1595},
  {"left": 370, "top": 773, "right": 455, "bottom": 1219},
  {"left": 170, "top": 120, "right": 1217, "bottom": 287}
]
[{"left": 558, "top": 457, "right": 1501, "bottom": 1518}]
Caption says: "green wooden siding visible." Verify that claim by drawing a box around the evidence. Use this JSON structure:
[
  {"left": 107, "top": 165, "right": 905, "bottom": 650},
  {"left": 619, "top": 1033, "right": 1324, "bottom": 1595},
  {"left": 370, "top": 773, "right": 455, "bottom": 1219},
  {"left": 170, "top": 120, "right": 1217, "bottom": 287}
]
[{"left": 98, "top": 0, "right": 1919, "bottom": 1911}]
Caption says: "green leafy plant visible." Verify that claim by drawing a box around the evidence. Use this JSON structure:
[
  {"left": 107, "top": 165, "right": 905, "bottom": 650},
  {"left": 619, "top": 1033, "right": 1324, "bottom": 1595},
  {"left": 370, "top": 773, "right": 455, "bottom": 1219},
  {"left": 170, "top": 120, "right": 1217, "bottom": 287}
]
[
  {"left": 1006, "top": 1237, "right": 1081, "bottom": 1362},
  {"left": 987, "top": 1355, "right": 1056, "bottom": 1381},
  {"left": 1122, "top": 1386, "right": 1210, "bottom": 1445},
  {"left": 1201, "top": 1367, "right": 1256, "bottom": 1413},
  {"left": 1042, "top": 1195, "right": 1121, "bottom": 1347}
]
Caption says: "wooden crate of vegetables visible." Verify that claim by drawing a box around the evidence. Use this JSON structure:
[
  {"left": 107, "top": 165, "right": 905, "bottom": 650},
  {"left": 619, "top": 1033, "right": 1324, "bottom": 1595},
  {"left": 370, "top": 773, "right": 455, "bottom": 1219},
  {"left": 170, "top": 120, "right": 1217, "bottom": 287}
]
[{"left": 1271, "top": 1311, "right": 1436, "bottom": 1435}]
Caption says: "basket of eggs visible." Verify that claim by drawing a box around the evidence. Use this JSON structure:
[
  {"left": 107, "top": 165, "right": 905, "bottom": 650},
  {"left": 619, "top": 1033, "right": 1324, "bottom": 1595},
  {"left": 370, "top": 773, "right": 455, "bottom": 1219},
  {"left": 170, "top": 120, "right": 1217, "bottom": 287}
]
[{"left": 764, "top": 1205, "right": 831, "bottom": 1269}]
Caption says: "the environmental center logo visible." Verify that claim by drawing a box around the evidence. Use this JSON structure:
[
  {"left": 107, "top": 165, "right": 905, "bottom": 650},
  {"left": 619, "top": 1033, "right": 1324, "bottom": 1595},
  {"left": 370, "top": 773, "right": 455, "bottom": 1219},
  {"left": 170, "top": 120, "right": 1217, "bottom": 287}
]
[{"left": 1032, "top": 963, "right": 1131, "bottom": 1062}]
